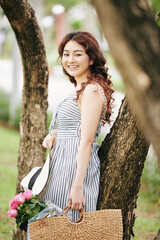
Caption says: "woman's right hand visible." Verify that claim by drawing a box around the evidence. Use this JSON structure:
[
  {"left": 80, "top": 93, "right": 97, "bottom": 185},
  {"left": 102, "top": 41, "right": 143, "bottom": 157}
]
[{"left": 42, "top": 129, "right": 57, "bottom": 149}]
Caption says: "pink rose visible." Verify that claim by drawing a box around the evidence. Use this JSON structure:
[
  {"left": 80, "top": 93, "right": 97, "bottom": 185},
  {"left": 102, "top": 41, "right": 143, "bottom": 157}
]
[
  {"left": 8, "top": 208, "right": 18, "bottom": 218},
  {"left": 23, "top": 190, "right": 34, "bottom": 200},
  {"left": 9, "top": 199, "right": 18, "bottom": 209},
  {"left": 14, "top": 193, "right": 25, "bottom": 205}
]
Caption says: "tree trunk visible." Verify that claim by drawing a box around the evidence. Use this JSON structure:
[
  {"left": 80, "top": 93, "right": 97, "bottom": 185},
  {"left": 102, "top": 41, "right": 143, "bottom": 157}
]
[
  {"left": 154, "top": 229, "right": 160, "bottom": 240},
  {"left": 97, "top": 96, "right": 149, "bottom": 239},
  {"left": 92, "top": 0, "right": 160, "bottom": 163},
  {"left": 0, "top": 0, "right": 49, "bottom": 239}
]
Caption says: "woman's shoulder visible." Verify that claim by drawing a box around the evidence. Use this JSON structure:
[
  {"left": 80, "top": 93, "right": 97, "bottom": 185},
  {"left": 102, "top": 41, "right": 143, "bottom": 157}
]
[
  {"left": 83, "top": 83, "right": 99, "bottom": 95},
  {"left": 82, "top": 83, "right": 104, "bottom": 107},
  {"left": 83, "top": 83, "right": 105, "bottom": 99}
]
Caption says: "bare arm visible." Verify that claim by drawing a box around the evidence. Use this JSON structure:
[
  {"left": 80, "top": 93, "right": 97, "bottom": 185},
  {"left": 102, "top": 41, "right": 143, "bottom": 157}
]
[{"left": 69, "top": 84, "right": 104, "bottom": 210}]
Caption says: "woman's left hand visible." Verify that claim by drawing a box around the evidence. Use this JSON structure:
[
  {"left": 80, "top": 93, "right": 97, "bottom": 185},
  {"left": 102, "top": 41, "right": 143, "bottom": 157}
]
[{"left": 69, "top": 185, "right": 85, "bottom": 211}]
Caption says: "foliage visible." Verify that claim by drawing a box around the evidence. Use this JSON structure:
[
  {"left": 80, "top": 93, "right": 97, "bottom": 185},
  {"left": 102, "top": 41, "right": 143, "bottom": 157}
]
[
  {"left": 12, "top": 104, "right": 21, "bottom": 129},
  {"left": 148, "top": 0, "right": 160, "bottom": 14},
  {"left": 0, "top": 90, "right": 10, "bottom": 121},
  {"left": 112, "top": 77, "right": 125, "bottom": 93},
  {"left": 147, "top": 0, "right": 160, "bottom": 25},
  {"left": 43, "top": 0, "right": 83, "bottom": 13},
  {"left": 0, "top": 90, "right": 20, "bottom": 129},
  {"left": 71, "top": 20, "right": 83, "bottom": 30},
  {"left": 141, "top": 154, "right": 160, "bottom": 202}
]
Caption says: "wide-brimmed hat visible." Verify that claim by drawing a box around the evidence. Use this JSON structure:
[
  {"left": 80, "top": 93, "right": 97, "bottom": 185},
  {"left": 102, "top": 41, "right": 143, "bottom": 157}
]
[{"left": 21, "top": 148, "right": 53, "bottom": 195}]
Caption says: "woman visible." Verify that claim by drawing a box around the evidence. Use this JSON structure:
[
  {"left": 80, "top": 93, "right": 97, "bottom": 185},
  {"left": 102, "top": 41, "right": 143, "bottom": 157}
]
[{"left": 41, "top": 31, "right": 114, "bottom": 220}]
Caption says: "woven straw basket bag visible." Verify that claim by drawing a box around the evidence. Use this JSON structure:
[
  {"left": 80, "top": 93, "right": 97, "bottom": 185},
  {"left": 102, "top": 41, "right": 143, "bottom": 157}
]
[{"left": 29, "top": 205, "right": 123, "bottom": 240}]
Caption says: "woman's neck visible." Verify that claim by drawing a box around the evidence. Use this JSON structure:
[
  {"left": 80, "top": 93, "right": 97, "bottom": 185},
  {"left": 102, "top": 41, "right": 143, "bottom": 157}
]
[{"left": 75, "top": 79, "right": 88, "bottom": 89}]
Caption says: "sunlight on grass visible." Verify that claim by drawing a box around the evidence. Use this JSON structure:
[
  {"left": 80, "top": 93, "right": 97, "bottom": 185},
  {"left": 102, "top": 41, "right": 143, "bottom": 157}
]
[
  {"left": 131, "top": 154, "right": 160, "bottom": 240},
  {"left": 0, "top": 211, "right": 15, "bottom": 240},
  {"left": 0, "top": 167, "right": 17, "bottom": 209},
  {"left": 0, "top": 125, "right": 19, "bottom": 240},
  {"left": 132, "top": 192, "right": 160, "bottom": 240}
]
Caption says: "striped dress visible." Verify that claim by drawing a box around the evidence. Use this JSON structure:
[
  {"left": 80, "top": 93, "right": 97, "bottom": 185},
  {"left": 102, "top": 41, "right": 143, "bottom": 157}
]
[{"left": 39, "top": 84, "right": 107, "bottom": 221}]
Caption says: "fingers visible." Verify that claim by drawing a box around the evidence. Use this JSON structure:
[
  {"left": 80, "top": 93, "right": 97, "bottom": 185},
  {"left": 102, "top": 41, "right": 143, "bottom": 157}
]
[
  {"left": 70, "top": 201, "right": 84, "bottom": 211},
  {"left": 72, "top": 203, "right": 83, "bottom": 211},
  {"left": 69, "top": 192, "right": 85, "bottom": 211},
  {"left": 42, "top": 139, "right": 48, "bottom": 148},
  {"left": 42, "top": 135, "right": 56, "bottom": 149},
  {"left": 69, "top": 197, "right": 72, "bottom": 206}
]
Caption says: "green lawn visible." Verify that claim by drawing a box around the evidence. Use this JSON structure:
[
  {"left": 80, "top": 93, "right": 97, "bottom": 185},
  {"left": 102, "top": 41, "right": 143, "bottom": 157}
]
[
  {"left": 132, "top": 189, "right": 160, "bottom": 240},
  {"left": 0, "top": 125, "right": 19, "bottom": 240},
  {"left": 0, "top": 124, "right": 159, "bottom": 240}
]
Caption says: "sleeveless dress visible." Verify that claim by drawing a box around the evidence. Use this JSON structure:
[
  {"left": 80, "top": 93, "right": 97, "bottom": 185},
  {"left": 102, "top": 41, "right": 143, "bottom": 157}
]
[{"left": 39, "top": 84, "right": 107, "bottom": 221}]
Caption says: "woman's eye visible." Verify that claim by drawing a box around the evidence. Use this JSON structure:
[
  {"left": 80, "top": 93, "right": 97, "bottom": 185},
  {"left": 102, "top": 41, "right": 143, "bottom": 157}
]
[
  {"left": 63, "top": 53, "right": 69, "bottom": 56},
  {"left": 75, "top": 54, "right": 81, "bottom": 56}
]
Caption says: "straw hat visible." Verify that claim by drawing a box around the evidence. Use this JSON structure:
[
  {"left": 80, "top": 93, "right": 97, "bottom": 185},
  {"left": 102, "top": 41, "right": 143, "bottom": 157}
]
[{"left": 21, "top": 149, "right": 53, "bottom": 195}]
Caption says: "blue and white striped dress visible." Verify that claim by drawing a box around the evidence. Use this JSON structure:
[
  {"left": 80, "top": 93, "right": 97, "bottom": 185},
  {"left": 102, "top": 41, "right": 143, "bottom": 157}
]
[{"left": 40, "top": 84, "right": 106, "bottom": 221}]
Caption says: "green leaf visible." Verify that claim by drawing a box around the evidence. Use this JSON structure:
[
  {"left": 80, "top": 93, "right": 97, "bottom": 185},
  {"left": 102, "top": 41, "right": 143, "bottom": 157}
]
[
  {"left": 28, "top": 203, "right": 36, "bottom": 209},
  {"left": 39, "top": 202, "right": 47, "bottom": 209},
  {"left": 26, "top": 209, "right": 32, "bottom": 215},
  {"left": 30, "top": 197, "right": 37, "bottom": 203},
  {"left": 32, "top": 204, "right": 41, "bottom": 215}
]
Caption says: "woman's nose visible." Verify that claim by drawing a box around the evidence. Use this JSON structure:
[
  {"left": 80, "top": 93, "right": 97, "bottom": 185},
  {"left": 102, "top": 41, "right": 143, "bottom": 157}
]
[{"left": 68, "top": 54, "right": 75, "bottom": 63}]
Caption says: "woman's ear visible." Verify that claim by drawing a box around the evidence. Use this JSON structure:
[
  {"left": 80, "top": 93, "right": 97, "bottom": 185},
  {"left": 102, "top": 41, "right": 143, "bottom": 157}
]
[{"left": 90, "top": 60, "right": 93, "bottom": 65}]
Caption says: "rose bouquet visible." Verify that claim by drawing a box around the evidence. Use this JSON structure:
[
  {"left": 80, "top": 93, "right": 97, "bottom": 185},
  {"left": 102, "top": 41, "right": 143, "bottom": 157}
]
[{"left": 8, "top": 190, "right": 47, "bottom": 231}]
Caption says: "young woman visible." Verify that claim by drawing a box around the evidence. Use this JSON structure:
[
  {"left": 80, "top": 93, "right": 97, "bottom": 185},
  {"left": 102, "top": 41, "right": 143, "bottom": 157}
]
[{"left": 41, "top": 31, "right": 114, "bottom": 220}]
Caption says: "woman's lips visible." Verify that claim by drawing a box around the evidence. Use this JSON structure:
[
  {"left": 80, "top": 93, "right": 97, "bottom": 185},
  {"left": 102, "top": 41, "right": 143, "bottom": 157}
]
[{"left": 68, "top": 65, "right": 79, "bottom": 69}]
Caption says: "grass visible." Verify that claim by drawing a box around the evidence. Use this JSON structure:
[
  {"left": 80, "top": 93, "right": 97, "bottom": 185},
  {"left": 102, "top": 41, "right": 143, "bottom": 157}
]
[
  {"left": 0, "top": 124, "right": 160, "bottom": 239},
  {"left": 132, "top": 187, "right": 160, "bottom": 240},
  {"left": 131, "top": 155, "right": 160, "bottom": 240},
  {"left": 0, "top": 125, "right": 19, "bottom": 240}
]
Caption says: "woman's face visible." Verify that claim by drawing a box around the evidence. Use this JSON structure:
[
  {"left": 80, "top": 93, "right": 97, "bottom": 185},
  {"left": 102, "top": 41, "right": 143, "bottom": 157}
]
[{"left": 62, "top": 40, "right": 93, "bottom": 80}]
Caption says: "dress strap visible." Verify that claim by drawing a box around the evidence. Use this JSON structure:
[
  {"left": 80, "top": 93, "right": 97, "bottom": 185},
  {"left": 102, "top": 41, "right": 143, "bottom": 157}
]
[
  {"left": 95, "top": 84, "right": 107, "bottom": 120},
  {"left": 48, "top": 101, "right": 64, "bottom": 133},
  {"left": 48, "top": 105, "right": 59, "bottom": 133}
]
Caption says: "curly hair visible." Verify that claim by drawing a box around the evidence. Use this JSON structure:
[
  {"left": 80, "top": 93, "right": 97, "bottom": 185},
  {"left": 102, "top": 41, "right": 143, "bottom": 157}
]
[{"left": 58, "top": 31, "right": 114, "bottom": 124}]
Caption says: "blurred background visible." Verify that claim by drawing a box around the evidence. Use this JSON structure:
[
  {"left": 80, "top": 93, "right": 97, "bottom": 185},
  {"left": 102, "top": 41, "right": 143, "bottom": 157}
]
[{"left": 0, "top": 0, "right": 159, "bottom": 239}]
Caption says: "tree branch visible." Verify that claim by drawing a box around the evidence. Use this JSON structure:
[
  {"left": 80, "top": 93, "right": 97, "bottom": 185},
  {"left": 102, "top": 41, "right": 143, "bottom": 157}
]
[{"left": 93, "top": 0, "right": 160, "bottom": 162}]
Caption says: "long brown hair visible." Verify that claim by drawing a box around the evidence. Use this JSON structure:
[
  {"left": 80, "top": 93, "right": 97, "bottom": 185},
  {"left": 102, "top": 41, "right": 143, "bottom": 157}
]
[{"left": 58, "top": 31, "right": 114, "bottom": 124}]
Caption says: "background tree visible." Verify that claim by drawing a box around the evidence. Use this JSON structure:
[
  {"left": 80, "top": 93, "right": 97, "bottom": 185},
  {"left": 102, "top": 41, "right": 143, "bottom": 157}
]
[
  {"left": 92, "top": 0, "right": 160, "bottom": 163},
  {"left": 0, "top": 0, "right": 49, "bottom": 239},
  {"left": 92, "top": 0, "right": 160, "bottom": 238},
  {"left": 0, "top": 0, "right": 153, "bottom": 239}
]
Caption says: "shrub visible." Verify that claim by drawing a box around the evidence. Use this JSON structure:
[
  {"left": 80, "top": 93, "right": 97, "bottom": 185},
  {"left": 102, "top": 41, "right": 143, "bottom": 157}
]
[
  {"left": 0, "top": 90, "right": 10, "bottom": 121},
  {"left": 12, "top": 104, "right": 21, "bottom": 129},
  {"left": 142, "top": 153, "right": 160, "bottom": 202}
]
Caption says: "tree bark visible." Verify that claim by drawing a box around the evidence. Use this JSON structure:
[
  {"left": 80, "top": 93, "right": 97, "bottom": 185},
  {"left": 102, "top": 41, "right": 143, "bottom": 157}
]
[
  {"left": 0, "top": 0, "right": 49, "bottom": 239},
  {"left": 92, "top": 0, "right": 160, "bottom": 163},
  {"left": 154, "top": 229, "right": 160, "bottom": 240},
  {"left": 97, "top": 96, "right": 149, "bottom": 239}
]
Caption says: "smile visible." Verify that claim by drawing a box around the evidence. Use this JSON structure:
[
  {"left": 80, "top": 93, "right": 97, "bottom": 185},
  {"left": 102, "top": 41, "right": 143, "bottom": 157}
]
[{"left": 68, "top": 65, "right": 79, "bottom": 69}]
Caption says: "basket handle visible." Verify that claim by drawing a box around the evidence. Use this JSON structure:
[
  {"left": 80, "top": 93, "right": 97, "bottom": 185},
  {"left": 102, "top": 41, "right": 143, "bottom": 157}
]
[{"left": 64, "top": 205, "right": 85, "bottom": 223}]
